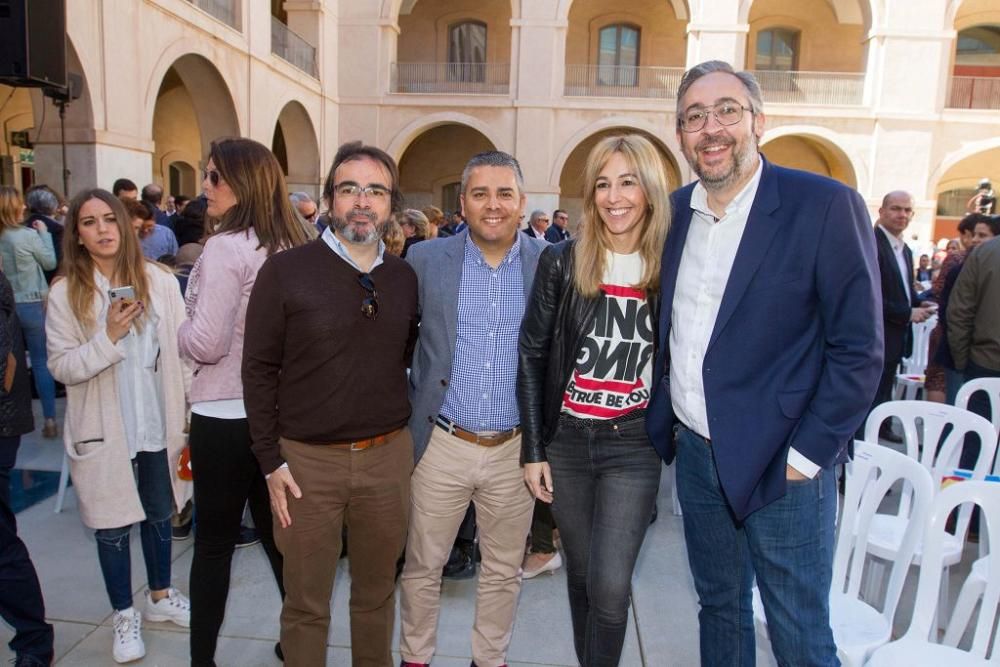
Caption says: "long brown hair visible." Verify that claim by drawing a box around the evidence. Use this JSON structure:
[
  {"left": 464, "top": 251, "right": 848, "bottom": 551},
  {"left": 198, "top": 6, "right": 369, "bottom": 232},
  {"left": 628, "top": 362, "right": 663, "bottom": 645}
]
[
  {"left": 208, "top": 137, "right": 309, "bottom": 253},
  {"left": 0, "top": 186, "right": 24, "bottom": 234},
  {"left": 573, "top": 135, "right": 671, "bottom": 298},
  {"left": 63, "top": 189, "right": 153, "bottom": 332}
]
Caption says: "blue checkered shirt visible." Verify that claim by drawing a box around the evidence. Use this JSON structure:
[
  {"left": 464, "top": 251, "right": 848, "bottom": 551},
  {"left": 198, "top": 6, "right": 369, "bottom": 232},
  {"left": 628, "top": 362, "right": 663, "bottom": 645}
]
[{"left": 438, "top": 234, "right": 525, "bottom": 432}]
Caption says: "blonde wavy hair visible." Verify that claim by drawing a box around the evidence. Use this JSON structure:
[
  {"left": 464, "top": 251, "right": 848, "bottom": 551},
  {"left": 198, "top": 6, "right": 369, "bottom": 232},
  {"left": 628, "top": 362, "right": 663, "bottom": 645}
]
[
  {"left": 572, "top": 135, "right": 671, "bottom": 298},
  {"left": 62, "top": 189, "right": 154, "bottom": 332}
]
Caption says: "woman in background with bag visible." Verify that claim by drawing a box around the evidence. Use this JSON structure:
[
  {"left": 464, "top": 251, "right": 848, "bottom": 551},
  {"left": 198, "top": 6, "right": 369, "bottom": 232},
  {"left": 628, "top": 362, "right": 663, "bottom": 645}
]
[{"left": 45, "top": 188, "right": 191, "bottom": 664}]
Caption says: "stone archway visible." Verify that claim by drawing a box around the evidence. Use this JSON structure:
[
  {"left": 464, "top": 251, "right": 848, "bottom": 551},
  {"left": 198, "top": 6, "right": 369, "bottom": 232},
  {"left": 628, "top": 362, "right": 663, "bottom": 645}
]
[
  {"left": 272, "top": 101, "right": 321, "bottom": 197},
  {"left": 398, "top": 123, "right": 497, "bottom": 212},
  {"left": 760, "top": 132, "right": 858, "bottom": 188},
  {"left": 149, "top": 53, "right": 241, "bottom": 191}
]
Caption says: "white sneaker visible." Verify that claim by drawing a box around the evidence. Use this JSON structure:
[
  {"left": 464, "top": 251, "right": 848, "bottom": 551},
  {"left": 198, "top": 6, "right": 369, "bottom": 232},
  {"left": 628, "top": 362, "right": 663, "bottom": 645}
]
[
  {"left": 144, "top": 587, "right": 191, "bottom": 627},
  {"left": 111, "top": 607, "right": 145, "bottom": 664}
]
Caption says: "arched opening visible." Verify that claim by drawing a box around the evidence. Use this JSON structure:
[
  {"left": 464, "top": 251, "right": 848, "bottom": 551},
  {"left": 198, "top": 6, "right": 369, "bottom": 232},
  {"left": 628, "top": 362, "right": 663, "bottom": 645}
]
[
  {"left": 557, "top": 128, "right": 681, "bottom": 230},
  {"left": 760, "top": 134, "right": 857, "bottom": 188},
  {"left": 947, "top": 14, "right": 1000, "bottom": 109},
  {"left": 746, "top": 0, "right": 868, "bottom": 104},
  {"left": 0, "top": 86, "right": 37, "bottom": 191},
  {"left": 273, "top": 102, "right": 320, "bottom": 196},
  {"left": 933, "top": 146, "right": 1000, "bottom": 241},
  {"left": 398, "top": 123, "right": 496, "bottom": 213},
  {"left": 564, "top": 0, "right": 687, "bottom": 98},
  {"left": 167, "top": 161, "right": 197, "bottom": 199},
  {"left": 150, "top": 54, "right": 240, "bottom": 198},
  {"left": 393, "top": 0, "right": 512, "bottom": 94}
]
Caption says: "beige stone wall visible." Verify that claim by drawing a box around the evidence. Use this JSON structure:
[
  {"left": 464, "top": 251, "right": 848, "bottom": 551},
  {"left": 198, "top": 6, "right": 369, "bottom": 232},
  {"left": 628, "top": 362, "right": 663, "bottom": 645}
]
[
  {"left": 747, "top": 0, "right": 866, "bottom": 72},
  {"left": 397, "top": 0, "right": 513, "bottom": 63},
  {"left": 565, "top": 0, "right": 687, "bottom": 67}
]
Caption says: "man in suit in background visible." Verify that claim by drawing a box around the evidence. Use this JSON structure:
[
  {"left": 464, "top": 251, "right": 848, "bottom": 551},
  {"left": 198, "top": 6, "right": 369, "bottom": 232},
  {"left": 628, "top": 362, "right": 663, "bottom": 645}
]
[
  {"left": 870, "top": 191, "right": 935, "bottom": 436},
  {"left": 399, "top": 151, "right": 545, "bottom": 667},
  {"left": 522, "top": 209, "right": 550, "bottom": 241},
  {"left": 544, "top": 209, "right": 571, "bottom": 243},
  {"left": 647, "top": 60, "right": 882, "bottom": 666}
]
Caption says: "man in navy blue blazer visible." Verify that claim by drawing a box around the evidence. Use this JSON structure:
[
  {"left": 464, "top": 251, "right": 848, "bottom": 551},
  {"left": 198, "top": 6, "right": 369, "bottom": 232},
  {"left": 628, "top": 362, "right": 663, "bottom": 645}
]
[{"left": 646, "top": 61, "right": 883, "bottom": 666}]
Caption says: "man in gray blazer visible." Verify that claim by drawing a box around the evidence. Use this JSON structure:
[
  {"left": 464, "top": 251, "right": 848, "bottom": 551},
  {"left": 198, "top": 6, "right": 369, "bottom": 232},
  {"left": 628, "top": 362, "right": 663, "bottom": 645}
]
[{"left": 400, "top": 151, "right": 546, "bottom": 667}]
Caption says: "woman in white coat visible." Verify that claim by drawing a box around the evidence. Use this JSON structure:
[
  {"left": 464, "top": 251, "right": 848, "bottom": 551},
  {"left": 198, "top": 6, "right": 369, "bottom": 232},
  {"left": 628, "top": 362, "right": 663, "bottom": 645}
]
[{"left": 46, "top": 188, "right": 192, "bottom": 664}]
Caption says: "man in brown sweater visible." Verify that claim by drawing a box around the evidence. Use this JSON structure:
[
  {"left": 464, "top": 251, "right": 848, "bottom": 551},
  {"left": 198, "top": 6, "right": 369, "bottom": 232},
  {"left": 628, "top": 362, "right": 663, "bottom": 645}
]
[{"left": 243, "top": 141, "right": 418, "bottom": 667}]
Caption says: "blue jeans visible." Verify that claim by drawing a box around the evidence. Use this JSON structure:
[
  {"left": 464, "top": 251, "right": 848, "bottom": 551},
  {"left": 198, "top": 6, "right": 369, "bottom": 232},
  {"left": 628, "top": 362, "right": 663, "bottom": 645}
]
[
  {"left": 16, "top": 301, "right": 55, "bottom": 419},
  {"left": 547, "top": 411, "right": 661, "bottom": 666},
  {"left": 674, "top": 426, "right": 838, "bottom": 667},
  {"left": 95, "top": 449, "right": 174, "bottom": 611}
]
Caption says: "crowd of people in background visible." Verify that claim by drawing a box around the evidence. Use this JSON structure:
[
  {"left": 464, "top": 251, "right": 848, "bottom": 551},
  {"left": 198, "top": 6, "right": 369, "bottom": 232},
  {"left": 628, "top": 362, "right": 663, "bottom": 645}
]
[{"left": 0, "top": 59, "right": 998, "bottom": 667}]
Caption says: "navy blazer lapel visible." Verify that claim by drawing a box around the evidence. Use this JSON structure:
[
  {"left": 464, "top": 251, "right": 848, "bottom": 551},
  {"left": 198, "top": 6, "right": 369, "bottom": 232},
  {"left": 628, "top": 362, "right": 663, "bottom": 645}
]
[
  {"left": 707, "top": 160, "right": 784, "bottom": 352},
  {"left": 659, "top": 196, "right": 693, "bottom": 353}
]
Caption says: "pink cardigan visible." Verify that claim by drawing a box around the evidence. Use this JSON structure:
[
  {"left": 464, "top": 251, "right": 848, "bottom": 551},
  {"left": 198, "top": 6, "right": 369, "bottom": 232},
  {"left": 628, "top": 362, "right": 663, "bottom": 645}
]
[{"left": 178, "top": 229, "right": 267, "bottom": 403}]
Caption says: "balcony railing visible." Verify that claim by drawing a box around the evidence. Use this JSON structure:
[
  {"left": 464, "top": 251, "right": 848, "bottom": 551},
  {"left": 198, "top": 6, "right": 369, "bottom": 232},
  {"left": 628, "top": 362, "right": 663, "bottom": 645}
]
[
  {"left": 747, "top": 70, "right": 864, "bottom": 105},
  {"left": 271, "top": 17, "right": 317, "bottom": 78},
  {"left": 391, "top": 63, "right": 510, "bottom": 95},
  {"left": 947, "top": 76, "right": 1000, "bottom": 110},
  {"left": 564, "top": 65, "right": 685, "bottom": 99},
  {"left": 187, "top": 0, "right": 238, "bottom": 30}
]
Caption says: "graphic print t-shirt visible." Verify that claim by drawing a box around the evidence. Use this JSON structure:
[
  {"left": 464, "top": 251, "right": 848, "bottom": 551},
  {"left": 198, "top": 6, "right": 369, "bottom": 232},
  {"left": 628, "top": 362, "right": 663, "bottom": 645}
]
[{"left": 561, "top": 251, "right": 653, "bottom": 419}]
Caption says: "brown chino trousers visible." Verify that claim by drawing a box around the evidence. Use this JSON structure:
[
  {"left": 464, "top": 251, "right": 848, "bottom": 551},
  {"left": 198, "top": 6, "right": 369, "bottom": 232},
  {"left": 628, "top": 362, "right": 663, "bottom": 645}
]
[
  {"left": 399, "top": 426, "right": 535, "bottom": 667},
  {"left": 275, "top": 429, "right": 413, "bottom": 667}
]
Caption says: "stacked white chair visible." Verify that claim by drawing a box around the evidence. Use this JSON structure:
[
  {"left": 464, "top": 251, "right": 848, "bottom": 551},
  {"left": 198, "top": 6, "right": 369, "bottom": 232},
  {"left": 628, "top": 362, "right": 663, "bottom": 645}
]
[
  {"left": 866, "top": 481, "right": 1000, "bottom": 666},
  {"left": 894, "top": 315, "right": 938, "bottom": 401},
  {"left": 862, "top": 401, "right": 998, "bottom": 627},
  {"left": 752, "top": 441, "right": 935, "bottom": 666},
  {"left": 941, "top": 378, "right": 1000, "bottom": 646}
]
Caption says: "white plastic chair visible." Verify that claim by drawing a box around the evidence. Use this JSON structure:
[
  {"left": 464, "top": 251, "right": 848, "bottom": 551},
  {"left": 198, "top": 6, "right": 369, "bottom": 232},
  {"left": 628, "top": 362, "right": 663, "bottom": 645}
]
[
  {"left": 941, "top": 378, "right": 1000, "bottom": 643},
  {"left": 862, "top": 401, "right": 998, "bottom": 626},
  {"left": 866, "top": 481, "right": 1000, "bottom": 666},
  {"left": 752, "top": 441, "right": 935, "bottom": 667},
  {"left": 894, "top": 315, "right": 937, "bottom": 400}
]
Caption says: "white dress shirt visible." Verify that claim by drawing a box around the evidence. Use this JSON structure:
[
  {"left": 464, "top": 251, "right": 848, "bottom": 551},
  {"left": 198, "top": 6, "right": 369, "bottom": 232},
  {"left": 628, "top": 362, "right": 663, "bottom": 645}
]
[
  {"left": 877, "top": 225, "right": 912, "bottom": 299},
  {"left": 669, "top": 161, "right": 818, "bottom": 478}
]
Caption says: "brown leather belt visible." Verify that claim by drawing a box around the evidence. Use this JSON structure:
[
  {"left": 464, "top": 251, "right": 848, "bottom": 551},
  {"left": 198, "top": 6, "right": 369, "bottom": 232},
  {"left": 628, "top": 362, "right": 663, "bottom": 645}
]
[
  {"left": 328, "top": 427, "right": 403, "bottom": 451},
  {"left": 435, "top": 415, "right": 520, "bottom": 447}
]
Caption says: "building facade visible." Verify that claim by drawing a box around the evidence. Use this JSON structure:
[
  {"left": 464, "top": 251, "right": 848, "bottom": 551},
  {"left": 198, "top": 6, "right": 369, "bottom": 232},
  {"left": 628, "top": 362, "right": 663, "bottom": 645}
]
[{"left": 0, "top": 0, "right": 998, "bottom": 242}]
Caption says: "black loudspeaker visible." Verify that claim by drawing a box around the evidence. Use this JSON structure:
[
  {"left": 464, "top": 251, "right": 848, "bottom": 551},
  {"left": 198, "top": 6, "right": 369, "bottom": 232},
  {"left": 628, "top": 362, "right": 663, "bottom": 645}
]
[{"left": 0, "top": 0, "right": 66, "bottom": 88}]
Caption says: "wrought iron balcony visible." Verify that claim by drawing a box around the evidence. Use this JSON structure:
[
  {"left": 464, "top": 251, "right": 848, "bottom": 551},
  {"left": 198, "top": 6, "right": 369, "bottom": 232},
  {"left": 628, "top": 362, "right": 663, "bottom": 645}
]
[
  {"left": 271, "top": 17, "right": 317, "bottom": 78},
  {"left": 564, "top": 64, "right": 685, "bottom": 99},
  {"left": 746, "top": 70, "right": 865, "bottom": 105},
  {"left": 947, "top": 76, "right": 1000, "bottom": 110},
  {"left": 187, "top": 0, "right": 238, "bottom": 30},
  {"left": 391, "top": 63, "right": 511, "bottom": 95}
]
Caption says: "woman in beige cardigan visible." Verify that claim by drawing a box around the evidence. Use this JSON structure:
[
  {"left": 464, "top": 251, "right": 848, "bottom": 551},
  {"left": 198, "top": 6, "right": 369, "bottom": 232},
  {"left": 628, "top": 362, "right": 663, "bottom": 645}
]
[{"left": 45, "top": 189, "right": 192, "bottom": 664}]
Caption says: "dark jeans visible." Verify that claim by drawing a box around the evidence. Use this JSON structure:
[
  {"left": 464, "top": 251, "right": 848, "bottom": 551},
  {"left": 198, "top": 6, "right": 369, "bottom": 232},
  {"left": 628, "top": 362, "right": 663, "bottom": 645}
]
[
  {"left": 529, "top": 499, "right": 556, "bottom": 554},
  {"left": 94, "top": 449, "right": 174, "bottom": 611},
  {"left": 16, "top": 301, "right": 55, "bottom": 419},
  {"left": 547, "top": 412, "right": 661, "bottom": 667},
  {"left": 0, "top": 436, "right": 54, "bottom": 663},
  {"left": 675, "top": 426, "right": 838, "bottom": 667},
  {"left": 189, "top": 414, "right": 284, "bottom": 666}
]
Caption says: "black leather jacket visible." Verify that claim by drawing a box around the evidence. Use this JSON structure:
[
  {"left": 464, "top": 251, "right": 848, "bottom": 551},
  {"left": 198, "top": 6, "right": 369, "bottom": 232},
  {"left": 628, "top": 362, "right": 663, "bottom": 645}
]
[{"left": 517, "top": 241, "right": 659, "bottom": 463}]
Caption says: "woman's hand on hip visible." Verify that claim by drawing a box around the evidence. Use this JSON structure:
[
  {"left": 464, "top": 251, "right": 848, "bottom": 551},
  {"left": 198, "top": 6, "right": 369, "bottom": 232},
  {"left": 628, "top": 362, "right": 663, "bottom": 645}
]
[{"left": 524, "top": 462, "right": 553, "bottom": 503}]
